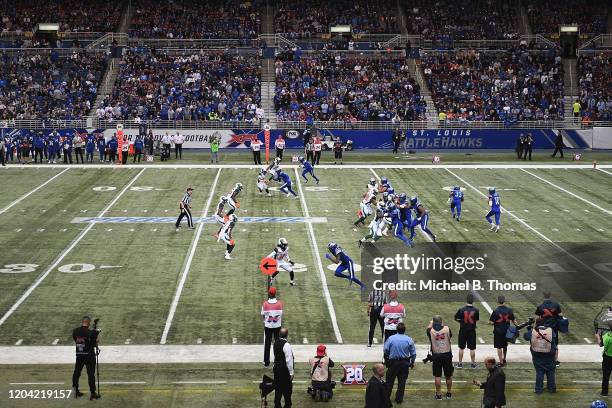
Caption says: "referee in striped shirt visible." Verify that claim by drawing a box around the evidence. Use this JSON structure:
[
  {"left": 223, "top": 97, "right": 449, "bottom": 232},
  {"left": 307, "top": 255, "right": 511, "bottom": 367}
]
[
  {"left": 175, "top": 187, "right": 194, "bottom": 231},
  {"left": 368, "top": 289, "right": 388, "bottom": 347}
]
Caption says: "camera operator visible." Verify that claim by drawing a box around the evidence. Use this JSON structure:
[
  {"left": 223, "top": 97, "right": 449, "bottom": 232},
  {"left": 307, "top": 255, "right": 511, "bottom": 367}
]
[
  {"left": 535, "top": 291, "right": 563, "bottom": 367},
  {"left": 307, "top": 344, "right": 335, "bottom": 402},
  {"left": 72, "top": 316, "right": 100, "bottom": 400},
  {"left": 488, "top": 295, "right": 517, "bottom": 366},
  {"left": 595, "top": 321, "right": 612, "bottom": 397},
  {"left": 426, "top": 315, "right": 454, "bottom": 400},
  {"left": 273, "top": 327, "right": 294, "bottom": 408},
  {"left": 383, "top": 323, "right": 416, "bottom": 404},
  {"left": 472, "top": 357, "right": 506, "bottom": 407},
  {"left": 525, "top": 318, "right": 557, "bottom": 394}
]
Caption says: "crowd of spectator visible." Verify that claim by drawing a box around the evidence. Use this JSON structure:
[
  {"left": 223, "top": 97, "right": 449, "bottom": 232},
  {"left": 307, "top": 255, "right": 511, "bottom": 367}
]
[
  {"left": 526, "top": 0, "right": 608, "bottom": 40},
  {"left": 404, "top": 0, "right": 520, "bottom": 42},
  {"left": 129, "top": 0, "right": 260, "bottom": 40},
  {"left": 0, "top": 0, "right": 123, "bottom": 33},
  {"left": 0, "top": 50, "right": 107, "bottom": 120},
  {"left": 577, "top": 53, "right": 611, "bottom": 122},
  {"left": 421, "top": 46, "right": 565, "bottom": 123},
  {"left": 275, "top": 0, "right": 399, "bottom": 38},
  {"left": 274, "top": 53, "right": 426, "bottom": 122},
  {"left": 99, "top": 50, "right": 261, "bottom": 122}
]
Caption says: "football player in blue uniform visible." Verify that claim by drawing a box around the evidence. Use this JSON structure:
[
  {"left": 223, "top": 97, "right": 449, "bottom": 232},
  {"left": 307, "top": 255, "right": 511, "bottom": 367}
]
[
  {"left": 450, "top": 186, "right": 464, "bottom": 221},
  {"left": 325, "top": 242, "right": 365, "bottom": 289},
  {"left": 379, "top": 177, "right": 391, "bottom": 193},
  {"left": 409, "top": 196, "right": 437, "bottom": 242},
  {"left": 398, "top": 192, "right": 412, "bottom": 229},
  {"left": 298, "top": 156, "right": 319, "bottom": 184},
  {"left": 278, "top": 171, "right": 298, "bottom": 197},
  {"left": 486, "top": 188, "right": 501, "bottom": 232},
  {"left": 388, "top": 202, "right": 414, "bottom": 247}
]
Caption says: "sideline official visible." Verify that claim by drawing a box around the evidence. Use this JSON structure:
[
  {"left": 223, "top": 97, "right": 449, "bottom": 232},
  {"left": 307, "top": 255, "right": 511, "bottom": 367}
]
[
  {"left": 72, "top": 316, "right": 100, "bottom": 400},
  {"left": 262, "top": 287, "right": 283, "bottom": 367},
  {"left": 473, "top": 357, "right": 506, "bottom": 407},
  {"left": 175, "top": 188, "right": 194, "bottom": 230},
  {"left": 383, "top": 323, "right": 416, "bottom": 404},
  {"left": 368, "top": 289, "right": 387, "bottom": 347},
  {"left": 275, "top": 135, "right": 285, "bottom": 160},
  {"left": 251, "top": 138, "right": 262, "bottom": 165},
  {"left": 381, "top": 290, "right": 405, "bottom": 341},
  {"left": 274, "top": 327, "right": 294, "bottom": 408}
]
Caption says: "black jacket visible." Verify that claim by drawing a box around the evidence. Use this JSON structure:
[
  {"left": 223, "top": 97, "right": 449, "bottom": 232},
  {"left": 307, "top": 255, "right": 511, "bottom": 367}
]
[
  {"left": 480, "top": 366, "right": 506, "bottom": 407},
  {"left": 364, "top": 376, "right": 391, "bottom": 408}
]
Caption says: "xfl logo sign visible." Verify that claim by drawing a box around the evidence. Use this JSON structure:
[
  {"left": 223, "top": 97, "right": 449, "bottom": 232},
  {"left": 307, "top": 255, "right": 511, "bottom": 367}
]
[{"left": 342, "top": 364, "right": 367, "bottom": 385}]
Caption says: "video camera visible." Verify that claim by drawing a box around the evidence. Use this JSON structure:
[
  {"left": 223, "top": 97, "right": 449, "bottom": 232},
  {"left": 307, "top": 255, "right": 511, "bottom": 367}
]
[
  {"left": 422, "top": 353, "right": 433, "bottom": 364},
  {"left": 506, "top": 317, "right": 535, "bottom": 344},
  {"left": 307, "top": 382, "right": 335, "bottom": 402}
]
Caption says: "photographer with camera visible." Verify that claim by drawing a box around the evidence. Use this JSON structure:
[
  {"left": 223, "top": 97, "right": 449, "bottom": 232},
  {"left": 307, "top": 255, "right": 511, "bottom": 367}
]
[
  {"left": 524, "top": 318, "right": 557, "bottom": 394},
  {"left": 72, "top": 316, "right": 100, "bottom": 400},
  {"left": 535, "top": 291, "right": 564, "bottom": 367},
  {"left": 426, "top": 316, "right": 454, "bottom": 400},
  {"left": 472, "top": 357, "right": 506, "bottom": 407},
  {"left": 488, "top": 295, "right": 517, "bottom": 366},
  {"left": 383, "top": 322, "right": 416, "bottom": 404},
  {"left": 307, "top": 344, "right": 335, "bottom": 402}
]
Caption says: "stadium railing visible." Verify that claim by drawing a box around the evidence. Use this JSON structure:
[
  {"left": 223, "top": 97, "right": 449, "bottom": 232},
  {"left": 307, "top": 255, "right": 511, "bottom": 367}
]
[
  {"left": 578, "top": 34, "right": 612, "bottom": 54},
  {"left": 2, "top": 119, "right": 609, "bottom": 131}
]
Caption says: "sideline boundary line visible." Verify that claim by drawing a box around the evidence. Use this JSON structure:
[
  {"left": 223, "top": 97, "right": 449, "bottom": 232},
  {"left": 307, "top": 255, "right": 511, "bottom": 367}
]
[
  {"left": 369, "top": 168, "right": 493, "bottom": 314},
  {"left": 0, "top": 168, "right": 69, "bottom": 214},
  {"left": 0, "top": 169, "right": 146, "bottom": 328},
  {"left": 160, "top": 169, "right": 222, "bottom": 344},
  {"left": 521, "top": 169, "right": 612, "bottom": 215},
  {"left": 598, "top": 168, "right": 612, "bottom": 176},
  {"left": 294, "top": 168, "right": 343, "bottom": 343},
  {"left": 446, "top": 168, "right": 612, "bottom": 287}
]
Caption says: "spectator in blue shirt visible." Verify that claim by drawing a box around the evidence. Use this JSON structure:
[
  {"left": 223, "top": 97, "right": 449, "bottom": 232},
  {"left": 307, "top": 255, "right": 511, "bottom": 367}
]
[{"left": 383, "top": 323, "right": 417, "bottom": 404}]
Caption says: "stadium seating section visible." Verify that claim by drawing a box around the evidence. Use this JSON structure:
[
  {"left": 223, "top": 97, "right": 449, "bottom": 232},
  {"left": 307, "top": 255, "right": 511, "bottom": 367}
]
[{"left": 577, "top": 52, "right": 611, "bottom": 121}]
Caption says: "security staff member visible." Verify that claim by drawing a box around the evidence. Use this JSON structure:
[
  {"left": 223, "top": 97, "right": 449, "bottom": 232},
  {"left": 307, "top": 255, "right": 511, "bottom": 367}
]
[
  {"left": 454, "top": 294, "right": 480, "bottom": 368},
  {"left": 365, "top": 363, "right": 391, "bottom": 408},
  {"left": 133, "top": 136, "right": 144, "bottom": 163},
  {"left": 175, "top": 187, "right": 194, "bottom": 230},
  {"left": 273, "top": 327, "right": 294, "bottom": 408},
  {"left": 523, "top": 132, "right": 533, "bottom": 161},
  {"left": 262, "top": 287, "right": 283, "bottom": 367},
  {"left": 525, "top": 318, "right": 557, "bottom": 394},
  {"left": 392, "top": 129, "right": 401, "bottom": 153},
  {"left": 489, "top": 295, "right": 517, "bottom": 366},
  {"left": 313, "top": 136, "right": 322, "bottom": 165},
  {"left": 427, "top": 315, "right": 454, "bottom": 400},
  {"left": 275, "top": 135, "right": 285, "bottom": 160},
  {"left": 535, "top": 291, "right": 563, "bottom": 366},
  {"left": 174, "top": 132, "right": 184, "bottom": 159},
  {"left": 251, "top": 138, "right": 262, "bottom": 165},
  {"left": 473, "top": 357, "right": 506, "bottom": 407},
  {"left": 383, "top": 323, "right": 416, "bottom": 404},
  {"left": 368, "top": 289, "right": 388, "bottom": 347},
  {"left": 380, "top": 290, "right": 405, "bottom": 341},
  {"left": 596, "top": 327, "right": 612, "bottom": 396},
  {"left": 162, "top": 132, "right": 172, "bottom": 159},
  {"left": 551, "top": 133, "right": 564, "bottom": 158},
  {"left": 516, "top": 133, "right": 524, "bottom": 159},
  {"left": 72, "top": 316, "right": 100, "bottom": 400}
]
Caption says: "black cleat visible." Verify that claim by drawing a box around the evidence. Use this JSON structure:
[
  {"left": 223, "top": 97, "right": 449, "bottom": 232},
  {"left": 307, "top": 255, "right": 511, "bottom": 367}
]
[
  {"left": 90, "top": 393, "right": 101, "bottom": 400},
  {"left": 74, "top": 390, "right": 84, "bottom": 399}
]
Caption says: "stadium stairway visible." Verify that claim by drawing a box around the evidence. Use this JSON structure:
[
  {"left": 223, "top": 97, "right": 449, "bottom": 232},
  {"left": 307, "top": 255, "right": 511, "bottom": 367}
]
[
  {"left": 407, "top": 58, "right": 439, "bottom": 125},
  {"left": 563, "top": 58, "right": 579, "bottom": 121},
  {"left": 517, "top": 0, "right": 532, "bottom": 35},
  {"left": 261, "top": 60, "right": 277, "bottom": 128}
]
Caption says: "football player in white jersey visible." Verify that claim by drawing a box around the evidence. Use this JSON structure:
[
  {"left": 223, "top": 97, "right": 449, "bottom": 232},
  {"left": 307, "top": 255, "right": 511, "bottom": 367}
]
[
  {"left": 213, "top": 195, "right": 229, "bottom": 238},
  {"left": 266, "top": 157, "right": 282, "bottom": 181},
  {"left": 218, "top": 214, "right": 237, "bottom": 260},
  {"left": 358, "top": 209, "right": 386, "bottom": 247},
  {"left": 354, "top": 187, "right": 377, "bottom": 226},
  {"left": 257, "top": 168, "right": 272, "bottom": 196},
  {"left": 269, "top": 238, "right": 296, "bottom": 286},
  {"left": 226, "top": 183, "right": 243, "bottom": 215}
]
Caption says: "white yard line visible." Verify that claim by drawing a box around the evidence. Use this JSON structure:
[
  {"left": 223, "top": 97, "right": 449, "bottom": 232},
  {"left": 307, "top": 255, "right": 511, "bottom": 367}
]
[
  {"left": 160, "top": 169, "right": 222, "bottom": 345},
  {"left": 369, "top": 168, "right": 493, "bottom": 315},
  {"left": 597, "top": 168, "right": 612, "bottom": 176},
  {"left": 0, "top": 169, "right": 146, "bottom": 328},
  {"left": 521, "top": 169, "right": 611, "bottom": 215},
  {"left": 294, "top": 168, "right": 343, "bottom": 344},
  {"left": 446, "top": 168, "right": 612, "bottom": 287},
  {"left": 0, "top": 168, "right": 69, "bottom": 214},
  {"left": 10, "top": 382, "right": 65, "bottom": 385},
  {"left": 173, "top": 381, "right": 227, "bottom": 384},
  {"left": 9, "top": 163, "right": 612, "bottom": 170}
]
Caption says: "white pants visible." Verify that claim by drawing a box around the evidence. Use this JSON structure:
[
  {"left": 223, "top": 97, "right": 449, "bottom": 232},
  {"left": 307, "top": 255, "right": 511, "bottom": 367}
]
[
  {"left": 360, "top": 202, "right": 373, "bottom": 217},
  {"left": 277, "top": 259, "right": 293, "bottom": 272}
]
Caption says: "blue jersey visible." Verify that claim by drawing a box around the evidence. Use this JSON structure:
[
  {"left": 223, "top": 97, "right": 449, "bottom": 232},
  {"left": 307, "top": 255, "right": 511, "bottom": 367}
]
[
  {"left": 452, "top": 190, "right": 464, "bottom": 203},
  {"left": 279, "top": 172, "right": 291, "bottom": 184},
  {"left": 490, "top": 193, "right": 501, "bottom": 212},
  {"left": 108, "top": 139, "right": 118, "bottom": 151},
  {"left": 303, "top": 160, "right": 314, "bottom": 172},
  {"left": 330, "top": 246, "right": 351, "bottom": 265}
]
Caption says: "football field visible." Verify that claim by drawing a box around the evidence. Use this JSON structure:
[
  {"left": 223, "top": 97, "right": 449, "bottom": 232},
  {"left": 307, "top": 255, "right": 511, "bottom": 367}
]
[{"left": 0, "top": 160, "right": 611, "bottom": 407}]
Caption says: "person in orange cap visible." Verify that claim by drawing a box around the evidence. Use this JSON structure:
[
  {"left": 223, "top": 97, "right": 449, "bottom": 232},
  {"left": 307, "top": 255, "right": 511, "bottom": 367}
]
[{"left": 308, "top": 344, "right": 335, "bottom": 401}]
